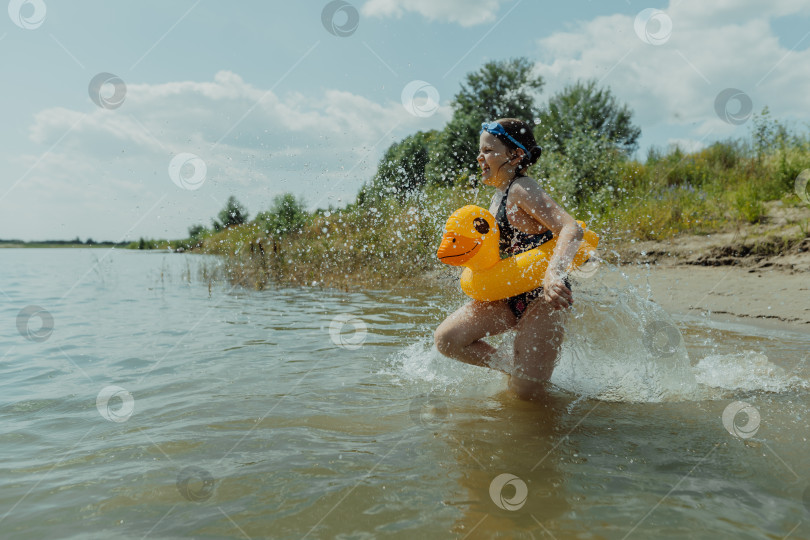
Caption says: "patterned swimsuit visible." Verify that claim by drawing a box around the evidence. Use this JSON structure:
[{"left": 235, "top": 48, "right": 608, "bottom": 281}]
[{"left": 495, "top": 180, "right": 570, "bottom": 319}]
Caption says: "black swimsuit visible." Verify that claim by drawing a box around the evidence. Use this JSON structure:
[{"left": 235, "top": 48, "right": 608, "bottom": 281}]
[{"left": 496, "top": 179, "right": 570, "bottom": 319}]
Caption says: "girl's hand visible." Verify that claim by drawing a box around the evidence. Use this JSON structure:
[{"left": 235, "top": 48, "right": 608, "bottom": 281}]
[{"left": 543, "top": 272, "right": 573, "bottom": 310}]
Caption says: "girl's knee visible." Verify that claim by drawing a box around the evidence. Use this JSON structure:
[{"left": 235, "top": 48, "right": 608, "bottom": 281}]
[
  {"left": 434, "top": 323, "right": 472, "bottom": 358},
  {"left": 433, "top": 325, "right": 457, "bottom": 357}
]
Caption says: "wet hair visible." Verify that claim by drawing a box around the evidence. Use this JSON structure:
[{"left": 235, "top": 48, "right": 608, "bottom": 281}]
[{"left": 492, "top": 118, "right": 541, "bottom": 174}]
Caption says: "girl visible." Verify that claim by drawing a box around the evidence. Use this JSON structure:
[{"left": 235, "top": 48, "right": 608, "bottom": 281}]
[{"left": 434, "top": 118, "right": 584, "bottom": 401}]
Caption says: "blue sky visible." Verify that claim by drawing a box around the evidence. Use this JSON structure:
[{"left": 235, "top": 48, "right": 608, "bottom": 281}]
[{"left": 2, "top": 0, "right": 809, "bottom": 241}]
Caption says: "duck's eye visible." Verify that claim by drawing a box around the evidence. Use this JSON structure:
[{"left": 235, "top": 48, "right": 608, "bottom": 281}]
[
  {"left": 452, "top": 238, "right": 456, "bottom": 243},
  {"left": 473, "top": 217, "right": 489, "bottom": 235}
]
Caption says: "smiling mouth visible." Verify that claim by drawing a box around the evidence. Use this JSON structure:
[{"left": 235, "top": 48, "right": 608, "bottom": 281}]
[{"left": 439, "top": 245, "right": 477, "bottom": 260}]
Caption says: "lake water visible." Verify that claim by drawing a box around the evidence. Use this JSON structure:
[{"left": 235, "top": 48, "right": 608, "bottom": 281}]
[{"left": 1, "top": 248, "right": 809, "bottom": 539}]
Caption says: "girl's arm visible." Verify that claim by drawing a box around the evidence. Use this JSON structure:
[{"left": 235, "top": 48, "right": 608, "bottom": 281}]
[{"left": 510, "top": 178, "right": 584, "bottom": 310}]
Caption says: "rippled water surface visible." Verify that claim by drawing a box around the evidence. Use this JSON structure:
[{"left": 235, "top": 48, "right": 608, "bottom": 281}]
[{"left": 1, "top": 248, "right": 809, "bottom": 539}]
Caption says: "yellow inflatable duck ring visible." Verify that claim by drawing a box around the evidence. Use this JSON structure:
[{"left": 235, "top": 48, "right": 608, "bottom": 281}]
[{"left": 436, "top": 205, "right": 599, "bottom": 301}]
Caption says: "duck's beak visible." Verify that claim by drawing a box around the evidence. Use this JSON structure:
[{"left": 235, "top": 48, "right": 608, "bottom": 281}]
[{"left": 437, "top": 232, "right": 481, "bottom": 266}]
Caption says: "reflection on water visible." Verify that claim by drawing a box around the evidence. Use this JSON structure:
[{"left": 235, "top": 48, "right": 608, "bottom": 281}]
[{"left": 1, "top": 249, "right": 809, "bottom": 539}]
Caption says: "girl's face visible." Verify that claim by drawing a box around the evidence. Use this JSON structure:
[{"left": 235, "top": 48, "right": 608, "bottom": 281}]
[{"left": 477, "top": 131, "right": 522, "bottom": 189}]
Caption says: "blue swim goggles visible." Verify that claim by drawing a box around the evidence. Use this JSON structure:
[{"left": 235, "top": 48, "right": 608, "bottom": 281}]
[{"left": 480, "top": 121, "right": 529, "bottom": 155}]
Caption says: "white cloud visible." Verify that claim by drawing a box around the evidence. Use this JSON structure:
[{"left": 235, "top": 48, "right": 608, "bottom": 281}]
[
  {"left": 361, "top": 0, "right": 506, "bottom": 27},
  {"left": 30, "top": 72, "right": 422, "bottom": 155},
  {"left": 532, "top": 0, "right": 810, "bottom": 144},
  {"left": 5, "top": 71, "right": 450, "bottom": 240}
]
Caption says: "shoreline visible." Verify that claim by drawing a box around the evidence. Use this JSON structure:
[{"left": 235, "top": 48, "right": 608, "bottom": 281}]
[
  {"left": 612, "top": 201, "right": 810, "bottom": 272},
  {"left": 0, "top": 243, "right": 126, "bottom": 249},
  {"left": 604, "top": 201, "right": 810, "bottom": 327},
  {"left": 606, "top": 264, "right": 810, "bottom": 328}
]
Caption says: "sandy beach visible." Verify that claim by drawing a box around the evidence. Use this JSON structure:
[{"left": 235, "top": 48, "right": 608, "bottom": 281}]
[
  {"left": 608, "top": 264, "right": 810, "bottom": 328},
  {"left": 611, "top": 201, "right": 810, "bottom": 328}
]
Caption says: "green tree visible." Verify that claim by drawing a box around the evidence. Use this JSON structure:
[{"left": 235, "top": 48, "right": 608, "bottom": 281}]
[
  {"left": 543, "top": 128, "right": 625, "bottom": 206},
  {"left": 256, "top": 193, "right": 309, "bottom": 236},
  {"left": 367, "top": 130, "right": 436, "bottom": 201},
  {"left": 750, "top": 106, "right": 788, "bottom": 160},
  {"left": 426, "top": 58, "right": 544, "bottom": 185},
  {"left": 187, "top": 224, "right": 207, "bottom": 239},
  {"left": 213, "top": 196, "right": 249, "bottom": 230},
  {"left": 535, "top": 79, "right": 640, "bottom": 157}
]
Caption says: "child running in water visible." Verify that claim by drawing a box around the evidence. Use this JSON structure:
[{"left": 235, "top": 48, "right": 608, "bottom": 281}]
[{"left": 434, "top": 118, "right": 584, "bottom": 401}]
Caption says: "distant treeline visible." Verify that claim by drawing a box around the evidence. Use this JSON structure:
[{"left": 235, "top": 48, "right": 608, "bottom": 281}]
[
  {"left": 125, "top": 195, "right": 254, "bottom": 251},
  {"left": 0, "top": 238, "right": 129, "bottom": 246}
]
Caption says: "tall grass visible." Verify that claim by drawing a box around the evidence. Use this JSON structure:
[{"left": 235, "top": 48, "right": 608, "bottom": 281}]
[{"left": 196, "top": 182, "right": 492, "bottom": 289}]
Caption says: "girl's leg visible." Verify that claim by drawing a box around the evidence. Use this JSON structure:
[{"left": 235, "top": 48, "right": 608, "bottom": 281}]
[
  {"left": 509, "top": 300, "right": 567, "bottom": 400},
  {"left": 434, "top": 300, "right": 517, "bottom": 371}
]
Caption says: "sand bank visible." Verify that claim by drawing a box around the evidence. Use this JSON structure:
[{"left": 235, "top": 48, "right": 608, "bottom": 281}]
[
  {"left": 604, "top": 264, "right": 810, "bottom": 328},
  {"left": 609, "top": 202, "right": 810, "bottom": 328}
]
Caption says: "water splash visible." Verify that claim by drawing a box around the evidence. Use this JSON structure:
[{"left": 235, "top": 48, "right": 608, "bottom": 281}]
[
  {"left": 693, "top": 351, "right": 810, "bottom": 394},
  {"left": 390, "top": 262, "right": 808, "bottom": 404},
  {"left": 551, "top": 285, "right": 698, "bottom": 402},
  {"left": 383, "top": 337, "right": 505, "bottom": 396}
]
